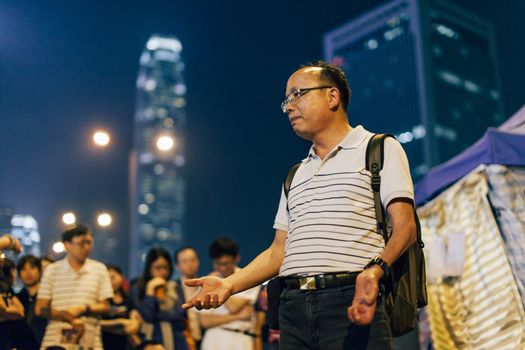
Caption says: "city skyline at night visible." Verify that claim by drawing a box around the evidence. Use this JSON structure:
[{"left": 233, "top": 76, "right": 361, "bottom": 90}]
[{"left": 1, "top": 0, "right": 523, "bottom": 275}]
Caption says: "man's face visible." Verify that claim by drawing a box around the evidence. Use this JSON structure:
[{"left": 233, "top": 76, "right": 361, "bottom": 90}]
[
  {"left": 65, "top": 233, "right": 93, "bottom": 262},
  {"left": 19, "top": 263, "right": 41, "bottom": 287},
  {"left": 284, "top": 67, "right": 333, "bottom": 140},
  {"left": 213, "top": 254, "right": 238, "bottom": 278},
  {"left": 176, "top": 249, "right": 200, "bottom": 279}
]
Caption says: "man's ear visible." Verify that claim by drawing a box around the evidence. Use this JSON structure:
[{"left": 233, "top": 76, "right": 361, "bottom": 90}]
[
  {"left": 327, "top": 87, "right": 341, "bottom": 111},
  {"left": 235, "top": 254, "right": 241, "bottom": 264}
]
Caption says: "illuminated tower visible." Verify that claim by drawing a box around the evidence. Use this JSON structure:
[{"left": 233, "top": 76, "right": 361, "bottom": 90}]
[{"left": 129, "top": 34, "right": 187, "bottom": 276}]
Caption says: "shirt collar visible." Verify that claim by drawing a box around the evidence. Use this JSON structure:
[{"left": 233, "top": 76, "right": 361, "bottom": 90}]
[
  {"left": 62, "top": 257, "right": 91, "bottom": 275},
  {"left": 306, "top": 125, "right": 368, "bottom": 160}
]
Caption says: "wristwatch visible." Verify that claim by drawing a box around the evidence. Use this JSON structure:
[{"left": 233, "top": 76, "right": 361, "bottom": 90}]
[{"left": 364, "top": 256, "right": 390, "bottom": 279}]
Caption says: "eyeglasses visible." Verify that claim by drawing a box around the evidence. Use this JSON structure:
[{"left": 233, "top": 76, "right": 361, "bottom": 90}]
[
  {"left": 281, "top": 85, "right": 333, "bottom": 113},
  {"left": 70, "top": 240, "right": 93, "bottom": 247}
]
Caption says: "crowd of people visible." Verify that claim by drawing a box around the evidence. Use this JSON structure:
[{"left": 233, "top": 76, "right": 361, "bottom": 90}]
[{"left": 0, "top": 229, "right": 273, "bottom": 350}]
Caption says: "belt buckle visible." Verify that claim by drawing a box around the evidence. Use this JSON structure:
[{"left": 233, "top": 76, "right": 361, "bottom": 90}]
[{"left": 299, "top": 276, "right": 316, "bottom": 290}]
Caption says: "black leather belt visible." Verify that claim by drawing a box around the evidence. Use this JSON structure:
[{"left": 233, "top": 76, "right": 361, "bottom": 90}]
[{"left": 284, "top": 272, "right": 360, "bottom": 291}]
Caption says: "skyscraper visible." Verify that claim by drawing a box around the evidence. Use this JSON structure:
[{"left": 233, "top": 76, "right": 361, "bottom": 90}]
[
  {"left": 129, "top": 34, "right": 187, "bottom": 276},
  {"left": 324, "top": 0, "right": 504, "bottom": 179}
]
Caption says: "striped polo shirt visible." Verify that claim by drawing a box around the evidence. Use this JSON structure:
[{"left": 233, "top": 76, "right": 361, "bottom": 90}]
[
  {"left": 274, "top": 125, "right": 413, "bottom": 277},
  {"left": 38, "top": 257, "right": 113, "bottom": 350}
]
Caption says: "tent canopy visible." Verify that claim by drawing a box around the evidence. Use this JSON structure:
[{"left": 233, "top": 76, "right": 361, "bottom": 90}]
[{"left": 415, "top": 105, "right": 525, "bottom": 205}]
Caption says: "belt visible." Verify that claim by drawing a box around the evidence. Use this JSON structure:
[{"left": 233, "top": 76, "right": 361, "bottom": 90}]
[
  {"left": 284, "top": 272, "right": 359, "bottom": 291},
  {"left": 220, "top": 327, "right": 257, "bottom": 338}
]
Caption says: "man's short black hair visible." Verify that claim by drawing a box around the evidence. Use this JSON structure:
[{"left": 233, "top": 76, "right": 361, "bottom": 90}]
[
  {"left": 300, "top": 60, "right": 351, "bottom": 111},
  {"left": 174, "top": 246, "right": 198, "bottom": 264},
  {"left": 16, "top": 254, "right": 42, "bottom": 273},
  {"left": 209, "top": 237, "right": 239, "bottom": 259},
  {"left": 62, "top": 224, "right": 91, "bottom": 243}
]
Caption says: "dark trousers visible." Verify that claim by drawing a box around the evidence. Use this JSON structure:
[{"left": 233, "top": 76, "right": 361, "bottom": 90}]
[{"left": 279, "top": 283, "right": 393, "bottom": 350}]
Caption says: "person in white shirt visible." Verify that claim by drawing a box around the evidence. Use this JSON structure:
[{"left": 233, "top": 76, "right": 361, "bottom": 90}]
[
  {"left": 182, "top": 62, "right": 417, "bottom": 350},
  {"left": 199, "top": 238, "right": 259, "bottom": 350},
  {"left": 36, "top": 224, "right": 113, "bottom": 350}
]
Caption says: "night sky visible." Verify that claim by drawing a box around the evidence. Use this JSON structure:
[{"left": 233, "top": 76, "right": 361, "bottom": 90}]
[{"left": 1, "top": 0, "right": 524, "bottom": 276}]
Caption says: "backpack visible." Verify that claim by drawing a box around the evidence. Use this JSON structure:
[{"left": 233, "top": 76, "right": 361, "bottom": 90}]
[{"left": 283, "top": 133, "right": 427, "bottom": 337}]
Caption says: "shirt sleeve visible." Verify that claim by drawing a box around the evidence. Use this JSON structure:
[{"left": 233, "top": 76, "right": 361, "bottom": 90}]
[
  {"left": 98, "top": 265, "right": 114, "bottom": 301},
  {"left": 273, "top": 186, "right": 289, "bottom": 232},
  {"left": 380, "top": 137, "right": 414, "bottom": 208},
  {"left": 37, "top": 264, "right": 53, "bottom": 300}
]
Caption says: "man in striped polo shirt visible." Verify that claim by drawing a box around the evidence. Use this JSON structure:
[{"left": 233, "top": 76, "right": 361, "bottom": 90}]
[
  {"left": 183, "top": 62, "right": 416, "bottom": 349},
  {"left": 36, "top": 224, "right": 113, "bottom": 349}
]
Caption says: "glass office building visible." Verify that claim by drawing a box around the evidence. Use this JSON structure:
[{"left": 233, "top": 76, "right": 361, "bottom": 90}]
[
  {"left": 324, "top": 0, "right": 504, "bottom": 179},
  {"left": 129, "top": 34, "right": 187, "bottom": 276}
]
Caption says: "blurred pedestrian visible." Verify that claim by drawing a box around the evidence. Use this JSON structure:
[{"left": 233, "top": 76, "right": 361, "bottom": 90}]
[
  {"left": 0, "top": 257, "right": 25, "bottom": 348},
  {"left": 101, "top": 264, "right": 142, "bottom": 349},
  {"left": 36, "top": 224, "right": 113, "bottom": 349},
  {"left": 198, "top": 238, "right": 260, "bottom": 350},
  {"left": 175, "top": 246, "right": 202, "bottom": 349},
  {"left": 130, "top": 247, "right": 189, "bottom": 350},
  {"left": 14, "top": 255, "right": 48, "bottom": 348}
]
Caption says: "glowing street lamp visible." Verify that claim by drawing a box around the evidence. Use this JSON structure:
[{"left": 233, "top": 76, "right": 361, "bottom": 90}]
[
  {"left": 92, "top": 130, "right": 111, "bottom": 147},
  {"left": 53, "top": 241, "right": 65, "bottom": 253},
  {"left": 156, "top": 135, "right": 175, "bottom": 152},
  {"left": 97, "top": 212, "right": 112, "bottom": 227},
  {"left": 62, "top": 212, "right": 76, "bottom": 225}
]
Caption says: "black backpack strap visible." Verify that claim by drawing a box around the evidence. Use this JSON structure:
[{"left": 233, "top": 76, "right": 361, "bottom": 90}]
[
  {"left": 284, "top": 163, "right": 301, "bottom": 200},
  {"left": 366, "top": 134, "right": 395, "bottom": 244},
  {"left": 284, "top": 163, "right": 301, "bottom": 212}
]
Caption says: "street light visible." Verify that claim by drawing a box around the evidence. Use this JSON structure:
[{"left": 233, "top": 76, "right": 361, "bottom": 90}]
[
  {"left": 97, "top": 212, "right": 112, "bottom": 227},
  {"left": 92, "top": 130, "right": 111, "bottom": 147},
  {"left": 52, "top": 241, "right": 65, "bottom": 253},
  {"left": 62, "top": 212, "right": 76, "bottom": 225},
  {"left": 156, "top": 135, "right": 175, "bottom": 152}
]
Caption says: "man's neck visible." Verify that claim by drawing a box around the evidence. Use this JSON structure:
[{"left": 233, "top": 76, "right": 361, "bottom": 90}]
[
  {"left": 67, "top": 255, "right": 86, "bottom": 271},
  {"left": 312, "top": 123, "right": 353, "bottom": 160}
]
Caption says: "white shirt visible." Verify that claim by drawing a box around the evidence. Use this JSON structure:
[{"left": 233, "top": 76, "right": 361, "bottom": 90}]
[
  {"left": 200, "top": 269, "right": 260, "bottom": 350},
  {"left": 274, "top": 126, "right": 414, "bottom": 276},
  {"left": 38, "top": 257, "right": 113, "bottom": 350}
]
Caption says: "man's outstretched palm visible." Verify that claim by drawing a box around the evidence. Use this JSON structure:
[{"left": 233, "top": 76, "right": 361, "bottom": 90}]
[{"left": 182, "top": 276, "right": 234, "bottom": 310}]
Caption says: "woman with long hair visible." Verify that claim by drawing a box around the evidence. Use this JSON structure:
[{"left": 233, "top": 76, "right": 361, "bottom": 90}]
[{"left": 130, "top": 247, "right": 189, "bottom": 350}]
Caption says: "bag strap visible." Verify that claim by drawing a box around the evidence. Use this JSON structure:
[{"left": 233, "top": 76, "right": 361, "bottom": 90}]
[
  {"left": 284, "top": 163, "right": 301, "bottom": 200},
  {"left": 365, "top": 134, "right": 393, "bottom": 244},
  {"left": 366, "top": 134, "right": 425, "bottom": 248}
]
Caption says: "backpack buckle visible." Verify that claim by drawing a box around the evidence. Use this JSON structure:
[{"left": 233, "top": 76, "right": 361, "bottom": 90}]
[{"left": 371, "top": 175, "right": 381, "bottom": 192}]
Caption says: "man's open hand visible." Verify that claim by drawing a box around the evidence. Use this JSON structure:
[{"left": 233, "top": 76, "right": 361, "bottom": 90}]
[{"left": 181, "top": 276, "right": 233, "bottom": 310}]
